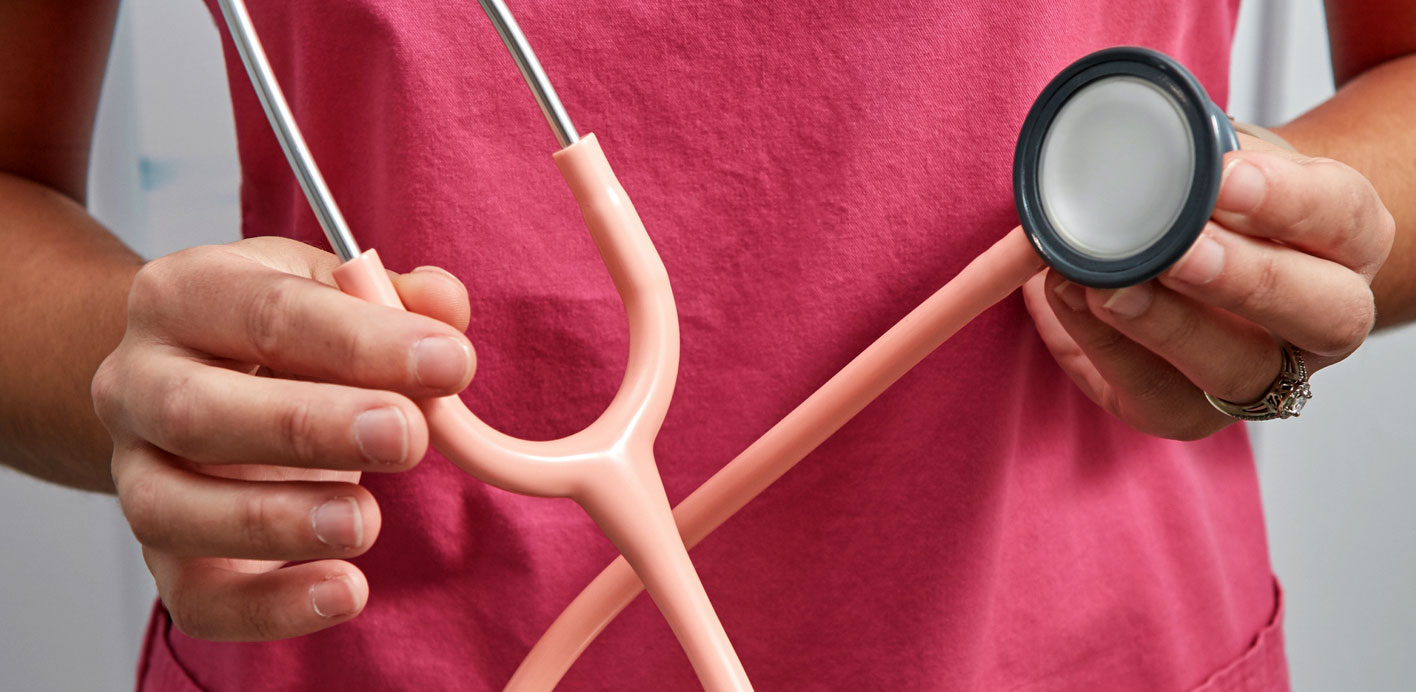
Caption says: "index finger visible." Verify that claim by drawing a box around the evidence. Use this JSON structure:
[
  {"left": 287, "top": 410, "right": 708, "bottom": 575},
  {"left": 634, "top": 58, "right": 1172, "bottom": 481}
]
[
  {"left": 129, "top": 244, "right": 475, "bottom": 397},
  {"left": 1211, "top": 149, "right": 1395, "bottom": 277}
]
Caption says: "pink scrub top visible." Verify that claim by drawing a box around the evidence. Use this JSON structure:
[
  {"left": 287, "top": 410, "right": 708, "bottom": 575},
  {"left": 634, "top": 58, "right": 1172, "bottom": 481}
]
[{"left": 139, "top": 1, "right": 1288, "bottom": 690}]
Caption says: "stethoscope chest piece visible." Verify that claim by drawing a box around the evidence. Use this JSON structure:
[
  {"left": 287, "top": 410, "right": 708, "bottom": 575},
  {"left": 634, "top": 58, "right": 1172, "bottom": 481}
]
[{"left": 1014, "top": 46, "right": 1239, "bottom": 288}]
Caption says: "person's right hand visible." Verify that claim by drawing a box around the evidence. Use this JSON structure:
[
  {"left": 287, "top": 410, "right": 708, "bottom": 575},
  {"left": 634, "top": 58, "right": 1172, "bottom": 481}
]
[{"left": 91, "top": 236, "right": 475, "bottom": 641}]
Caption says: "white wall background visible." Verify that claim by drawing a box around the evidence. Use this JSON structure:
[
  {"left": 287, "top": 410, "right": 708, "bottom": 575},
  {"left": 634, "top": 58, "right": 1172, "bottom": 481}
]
[{"left": 0, "top": 1, "right": 1410, "bottom": 690}]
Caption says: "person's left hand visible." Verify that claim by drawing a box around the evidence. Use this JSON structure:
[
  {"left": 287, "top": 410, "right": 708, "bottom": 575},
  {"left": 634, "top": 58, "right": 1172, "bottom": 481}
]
[{"left": 1022, "top": 132, "right": 1396, "bottom": 439}]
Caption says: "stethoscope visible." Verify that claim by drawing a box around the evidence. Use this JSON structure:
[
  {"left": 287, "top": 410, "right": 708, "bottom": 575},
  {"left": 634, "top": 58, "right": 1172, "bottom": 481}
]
[{"left": 213, "top": 2, "right": 1240, "bottom": 690}]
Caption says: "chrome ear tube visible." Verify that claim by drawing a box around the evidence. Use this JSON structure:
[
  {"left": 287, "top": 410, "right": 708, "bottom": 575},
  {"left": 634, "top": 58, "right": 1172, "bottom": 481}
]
[
  {"left": 213, "top": 0, "right": 361, "bottom": 262},
  {"left": 476, "top": 0, "right": 580, "bottom": 149}
]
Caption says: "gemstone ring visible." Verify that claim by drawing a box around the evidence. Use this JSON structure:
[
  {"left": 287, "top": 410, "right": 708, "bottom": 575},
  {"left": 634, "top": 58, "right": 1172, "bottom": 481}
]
[{"left": 1205, "top": 343, "right": 1312, "bottom": 421}]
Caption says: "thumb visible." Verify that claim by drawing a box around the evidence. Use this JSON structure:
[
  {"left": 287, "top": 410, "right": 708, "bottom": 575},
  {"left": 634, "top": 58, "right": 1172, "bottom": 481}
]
[{"left": 390, "top": 265, "right": 472, "bottom": 332}]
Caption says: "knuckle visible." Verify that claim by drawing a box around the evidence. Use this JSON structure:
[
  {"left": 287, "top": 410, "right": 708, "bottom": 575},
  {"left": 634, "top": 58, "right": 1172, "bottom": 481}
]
[
  {"left": 1084, "top": 331, "right": 1179, "bottom": 408},
  {"left": 1372, "top": 205, "right": 1397, "bottom": 267},
  {"left": 1378, "top": 203, "right": 1398, "bottom": 242},
  {"left": 1148, "top": 306, "right": 1203, "bottom": 356},
  {"left": 129, "top": 248, "right": 210, "bottom": 319},
  {"left": 1302, "top": 156, "right": 1350, "bottom": 185},
  {"left": 127, "top": 258, "right": 172, "bottom": 318},
  {"left": 1343, "top": 177, "right": 1369, "bottom": 224},
  {"left": 1308, "top": 158, "right": 1387, "bottom": 264},
  {"left": 1341, "top": 299, "right": 1376, "bottom": 351},
  {"left": 237, "top": 491, "right": 281, "bottom": 557},
  {"left": 1236, "top": 252, "right": 1284, "bottom": 318},
  {"left": 277, "top": 400, "right": 322, "bottom": 467},
  {"left": 326, "top": 315, "right": 375, "bottom": 380},
  {"left": 239, "top": 594, "right": 281, "bottom": 641},
  {"left": 1300, "top": 156, "right": 1342, "bottom": 182},
  {"left": 1097, "top": 353, "right": 1172, "bottom": 410},
  {"left": 154, "top": 373, "right": 202, "bottom": 455},
  {"left": 90, "top": 356, "right": 124, "bottom": 426},
  {"left": 1081, "top": 324, "right": 1131, "bottom": 362},
  {"left": 1337, "top": 315, "right": 1373, "bottom": 355},
  {"left": 119, "top": 473, "right": 165, "bottom": 546},
  {"left": 1332, "top": 182, "right": 1368, "bottom": 254},
  {"left": 1128, "top": 368, "right": 1174, "bottom": 407},
  {"left": 1317, "top": 292, "right": 1376, "bottom": 357},
  {"left": 244, "top": 276, "right": 300, "bottom": 365},
  {"left": 1291, "top": 156, "right": 1342, "bottom": 217},
  {"left": 1290, "top": 188, "right": 1322, "bottom": 236}
]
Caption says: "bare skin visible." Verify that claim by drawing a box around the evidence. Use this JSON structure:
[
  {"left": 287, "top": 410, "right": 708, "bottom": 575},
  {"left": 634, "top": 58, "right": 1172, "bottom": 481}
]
[
  {"left": 0, "top": 0, "right": 132, "bottom": 491},
  {"left": 1, "top": 0, "right": 1413, "bottom": 641}
]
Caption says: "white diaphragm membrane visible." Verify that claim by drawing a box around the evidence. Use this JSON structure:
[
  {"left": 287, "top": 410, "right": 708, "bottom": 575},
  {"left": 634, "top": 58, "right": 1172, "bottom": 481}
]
[{"left": 1038, "top": 76, "right": 1195, "bottom": 260}]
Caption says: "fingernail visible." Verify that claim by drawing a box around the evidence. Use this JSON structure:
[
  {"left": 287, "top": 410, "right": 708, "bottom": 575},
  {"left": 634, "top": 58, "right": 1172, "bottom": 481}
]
[
  {"left": 1169, "top": 235, "right": 1225, "bottom": 285},
  {"left": 1218, "top": 160, "right": 1265, "bottom": 213},
  {"left": 353, "top": 407, "right": 408, "bottom": 465},
  {"left": 310, "top": 576, "right": 359, "bottom": 618},
  {"left": 411, "top": 336, "right": 472, "bottom": 389},
  {"left": 412, "top": 265, "right": 461, "bottom": 283},
  {"left": 1052, "top": 280, "right": 1088, "bottom": 312},
  {"left": 1099, "top": 282, "right": 1154, "bottom": 319},
  {"left": 311, "top": 497, "right": 363, "bottom": 550}
]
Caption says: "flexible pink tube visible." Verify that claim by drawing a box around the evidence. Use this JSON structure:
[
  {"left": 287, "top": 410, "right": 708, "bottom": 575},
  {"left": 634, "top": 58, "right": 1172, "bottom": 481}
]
[
  {"left": 334, "top": 134, "right": 751, "bottom": 692},
  {"left": 505, "top": 226, "right": 1045, "bottom": 690}
]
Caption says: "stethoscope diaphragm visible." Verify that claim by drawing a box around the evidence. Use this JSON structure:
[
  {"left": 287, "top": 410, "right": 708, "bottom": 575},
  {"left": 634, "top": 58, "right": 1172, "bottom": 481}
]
[{"left": 1014, "top": 46, "right": 1239, "bottom": 288}]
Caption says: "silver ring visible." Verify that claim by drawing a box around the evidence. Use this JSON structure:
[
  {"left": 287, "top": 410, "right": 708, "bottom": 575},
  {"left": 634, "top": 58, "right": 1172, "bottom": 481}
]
[{"left": 1205, "top": 343, "right": 1312, "bottom": 421}]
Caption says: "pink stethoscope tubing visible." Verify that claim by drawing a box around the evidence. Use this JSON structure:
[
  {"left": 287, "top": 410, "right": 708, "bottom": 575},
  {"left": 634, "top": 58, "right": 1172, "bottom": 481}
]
[
  {"left": 505, "top": 227, "right": 1045, "bottom": 690},
  {"left": 334, "top": 135, "right": 751, "bottom": 692}
]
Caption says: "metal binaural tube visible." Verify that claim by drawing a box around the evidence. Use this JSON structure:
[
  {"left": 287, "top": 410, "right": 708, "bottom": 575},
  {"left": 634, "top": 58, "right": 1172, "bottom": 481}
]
[
  {"left": 214, "top": 0, "right": 361, "bottom": 262},
  {"left": 477, "top": 0, "right": 580, "bottom": 149}
]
